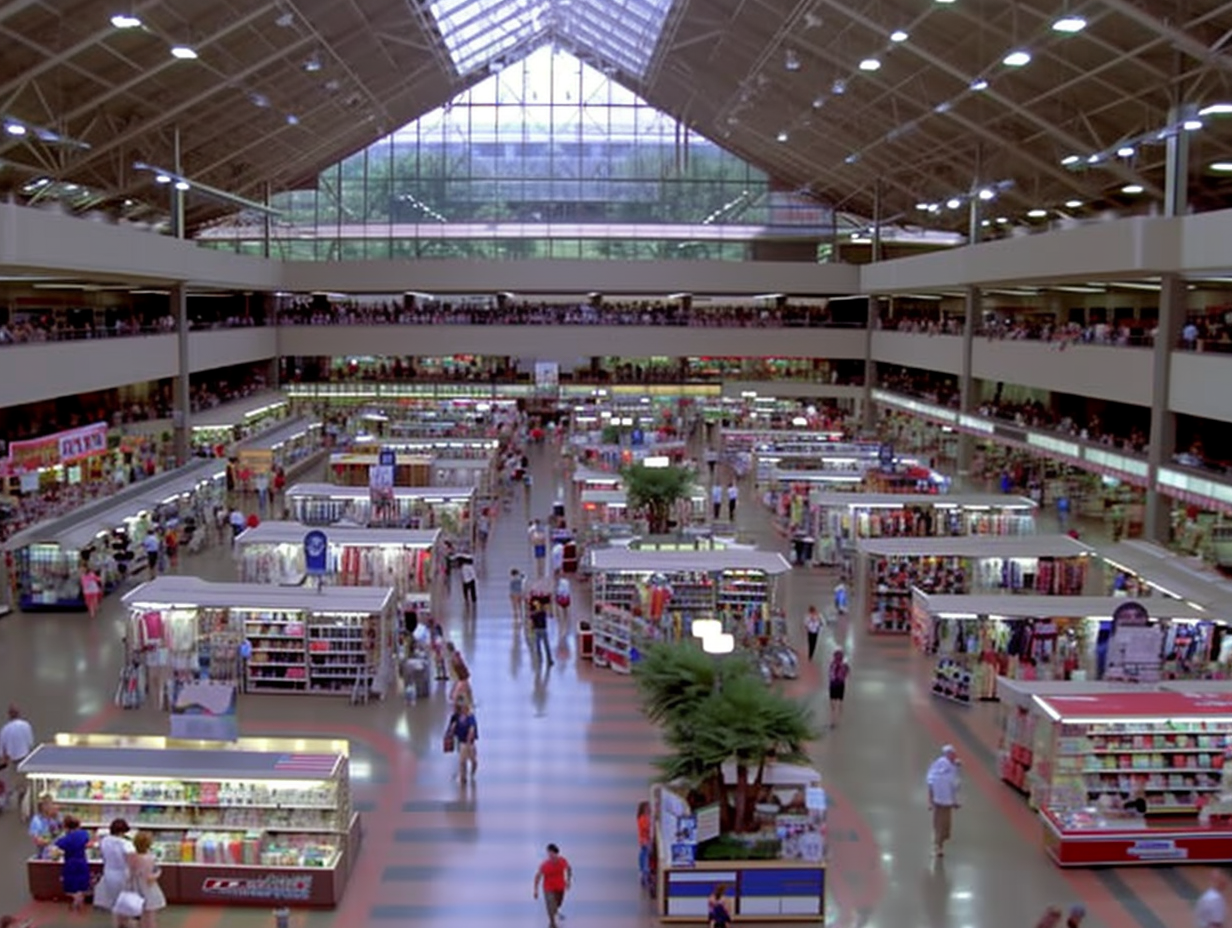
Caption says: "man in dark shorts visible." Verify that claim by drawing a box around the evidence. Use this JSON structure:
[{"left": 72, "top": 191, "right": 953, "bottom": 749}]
[{"left": 533, "top": 843, "right": 572, "bottom": 928}]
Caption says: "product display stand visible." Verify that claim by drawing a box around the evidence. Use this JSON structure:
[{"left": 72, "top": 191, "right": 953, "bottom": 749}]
[
  {"left": 235, "top": 418, "right": 323, "bottom": 481},
  {"left": 1032, "top": 691, "right": 1232, "bottom": 866},
  {"left": 857, "top": 535, "right": 1091, "bottom": 635},
  {"left": 21, "top": 733, "right": 358, "bottom": 906},
  {"left": 286, "top": 483, "right": 474, "bottom": 533},
  {"left": 812, "top": 492, "right": 1038, "bottom": 551},
  {"left": 123, "top": 577, "right": 397, "bottom": 698}
]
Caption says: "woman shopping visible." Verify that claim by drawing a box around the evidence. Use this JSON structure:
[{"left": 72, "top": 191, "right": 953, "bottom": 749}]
[
  {"left": 94, "top": 818, "right": 138, "bottom": 927},
  {"left": 131, "top": 831, "right": 167, "bottom": 928},
  {"left": 53, "top": 815, "right": 91, "bottom": 913}
]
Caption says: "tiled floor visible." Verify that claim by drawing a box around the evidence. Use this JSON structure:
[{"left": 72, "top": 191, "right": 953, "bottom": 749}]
[{"left": 0, "top": 444, "right": 1205, "bottom": 928}]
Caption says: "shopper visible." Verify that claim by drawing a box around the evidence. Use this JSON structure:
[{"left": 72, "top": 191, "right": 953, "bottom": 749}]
[
  {"left": 446, "top": 643, "right": 473, "bottom": 708},
  {"left": 94, "top": 818, "right": 137, "bottom": 926},
  {"left": 1034, "top": 907, "right": 1062, "bottom": 928},
  {"left": 54, "top": 814, "right": 92, "bottom": 913},
  {"left": 533, "top": 842, "right": 572, "bottom": 928},
  {"left": 726, "top": 482, "right": 738, "bottom": 521},
  {"left": 450, "top": 699, "right": 479, "bottom": 784},
  {"left": 130, "top": 831, "right": 167, "bottom": 927},
  {"left": 636, "top": 800, "right": 652, "bottom": 890},
  {"left": 1063, "top": 904, "right": 1086, "bottom": 927},
  {"left": 81, "top": 567, "right": 103, "bottom": 618},
  {"left": 141, "top": 531, "right": 160, "bottom": 575},
  {"left": 1195, "top": 869, "right": 1228, "bottom": 928},
  {"left": 530, "top": 520, "right": 548, "bottom": 577},
  {"left": 828, "top": 649, "right": 850, "bottom": 727},
  {"left": 0, "top": 704, "right": 35, "bottom": 811},
  {"left": 555, "top": 575, "right": 572, "bottom": 625},
  {"left": 804, "top": 606, "right": 821, "bottom": 661},
  {"left": 708, "top": 883, "right": 733, "bottom": 927},
  {"left": 551, "top": 540, "right": 565, "bottom": 578},
  {"left": 28, "top": 794, "right": 62, "bottom": 858},
  {"left": 529, "top": 592, "right": 553, "bottom": 667},
  {"left": 711, "top": 483, "right": 722, "bottom": 520},
  {"left": 228, "top": 507, "right": 245, "bottom": 542},
  {"left": 925, "top": 744, "right": 962, "bottom": 857},
  {"left": 509, "top": 568, "right": 526, "bottom": 622},
  {"left": 460, "top": 557, "right": 478, "bottom": 606}
]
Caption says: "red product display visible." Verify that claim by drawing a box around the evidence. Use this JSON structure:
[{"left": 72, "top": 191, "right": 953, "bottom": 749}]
[{"left": 1042, "top": 810, "right": 1232, "bottom": 866}]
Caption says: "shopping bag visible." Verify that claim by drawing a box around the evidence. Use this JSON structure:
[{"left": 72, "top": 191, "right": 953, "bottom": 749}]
[
  {"left": 113, "top": 889, "right": 145, "bottom": 918},
  {"left": 443, "top": 715, "right": 457, "bottom": 754}
]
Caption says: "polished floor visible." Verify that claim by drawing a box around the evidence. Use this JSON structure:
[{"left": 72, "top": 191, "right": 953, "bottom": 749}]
[{"left": 0, "top": 446, "right": 1208, "bottom": 928}]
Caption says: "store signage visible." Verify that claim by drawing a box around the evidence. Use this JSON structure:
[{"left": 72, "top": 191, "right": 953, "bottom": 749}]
[
  {"left": 5, "top": 421, "right": 108, "bottom": 473},
  {"left": 878, "top": 443, "right": 895, "bottom": 470},
  {"left": 201, "top": 874, "right": 314, "bottom": 901},
  {"left": 303, "top": 530, "right": 328, "bottom": 576},
  {"left": 1126, "top": 839, "right": 1187, "bottom": 861}
]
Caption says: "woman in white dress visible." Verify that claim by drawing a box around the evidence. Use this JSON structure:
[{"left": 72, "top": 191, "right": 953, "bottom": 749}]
[
  {"left": 93, "top": 818, "right": 137, "bottom": 927},
  {"left": 131, "top": 831, "right": 167, "bottom": 928}
]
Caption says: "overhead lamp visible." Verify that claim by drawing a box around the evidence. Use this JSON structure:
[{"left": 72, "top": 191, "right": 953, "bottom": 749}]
[
  {"left": 916, "top": 202, "right": 933, "bottom": 210},
  {"left": 970, "top": 78, "right": 989, "bottom": 91},
  {"left": 1027, "top": 208, "right": 1048, "bottom": 218},
  {"left": 812, "top": 96, "right": 826, "bottom": 109},
  {"left": 1121, "top": 184, "right": 1144, "bottom": 194},
  {"left": 5, "top": 123, "right": 26, "bottom": 136},
  {"left": 1210, "top": 162, "right": 1232, "bottom": 172},
  {"left": 1052, "top": 15, "right": 1087, "bottom": 33},
  {"left": 154, "top": 173, "right": 172, "bottom": 184},
  {"left": 785, "top": 49, "right": 801, "bottom": 71},
  {"left": 250, "top": 93, "right": 271, "bottom": 108},
  {"left": 1086, "top": 154, "right": 1102, "bottom": 164},
  {"left": 173, "top": 180, "right": 190, "bottom": 191},
  {"left": 1117, "top": 146, "right": 1135, "bottom": 157},
  {"left": 776, "top": 130, "right": 789, "bottom": 143},
  {"left": 1061, "top": 154, "right": 1080, "bottom": 166},
  {"left": 935, "top": 0, "right": 956, "bottom": 4},
  {"left": 980, "top": 219, "right": 991, "bottom": 227},
  {"left": 110, "top": 13, "right": 142, "bottom": 28},
  {"left": 303, "top": 53, "right": 322, "bottom": 73},
  {"left": 1002, "top": 50, "right": 1032, "bottom": 67},
  {"left": 927, "top": 204, "right": 941, "bottom": 213},
  {"left": 691, "top": 618, "right": 721, "bottom": 639},
  {"left": 946, "top": 197, "right": 961, "bottom": 209},
  {"left": 1065, "top": 199, "right": 1083, "bottom": 208},
  {"left": 831, "top": 79, "right": 846, "bottom": 95},
  {"left": 1199, "top": 103, "right": 1232, "bottom": 116},
  {"left": 703, "top": 633, "right": 735, "bottom": 655},
  {"left": 1183, "top": 118, "right": 1203, "bottom": 131},
  {"left": 859, "top": 58, "right": 882, "bottom": 72},
  {"left": 286, "top": 114, "right": 300, "bottom": 126},
  {"left": 890, "top": 30, "right": 909, "bottom": 42},
  {"left": 170, "top": 45, "right": 198, "bottom": 60},
  {"left": 844, "top": 152, "right": 859, "bottom": 164},
  {"left": 977, "top": 188, "right": 995, "bottom": 201},
  {"left": 995, "top": 216, "right": 1009, "bottom": 223}
]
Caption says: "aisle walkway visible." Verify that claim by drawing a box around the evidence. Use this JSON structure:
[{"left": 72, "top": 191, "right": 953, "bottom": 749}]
[{"left": 0, "top": 446, "right": 1202, "bottom": 928}]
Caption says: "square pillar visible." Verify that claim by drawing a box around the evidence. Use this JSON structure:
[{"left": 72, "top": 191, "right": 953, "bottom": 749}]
[
  {"left": 172, "top": 284, "right": 191, "bottom": 466},
  {"left": 1144, "top": 274, "right": 1185, "bottom": 541},
  {"left": 956, "top": 286, "right": 979, "bottom": 475}
]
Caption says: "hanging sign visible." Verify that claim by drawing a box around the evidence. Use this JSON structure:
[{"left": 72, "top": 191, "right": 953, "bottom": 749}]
[{"left": 304, "top": 530, "right": 329, "bottom": 576}]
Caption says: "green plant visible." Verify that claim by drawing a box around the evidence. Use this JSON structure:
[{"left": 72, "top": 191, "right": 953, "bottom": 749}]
[{"left": 621, "top": 463, "right": 693, "bottom": 534}]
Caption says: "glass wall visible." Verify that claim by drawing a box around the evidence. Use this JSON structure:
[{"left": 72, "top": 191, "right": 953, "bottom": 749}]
[{"left": 198, "top": 46, "right": 829, "bottom": 261}]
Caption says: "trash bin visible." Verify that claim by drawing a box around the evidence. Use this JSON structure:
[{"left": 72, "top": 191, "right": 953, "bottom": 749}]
[{"left": 578, "top": 623, "right": 594, "bottom": 661}]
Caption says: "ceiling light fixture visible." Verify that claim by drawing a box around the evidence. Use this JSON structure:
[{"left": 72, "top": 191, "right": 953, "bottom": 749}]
[
  {"left": 980, "top": 219, "right": 991, "bottom": 227},
  {"left": 5, "top": 123, "right": 26, "bottom": 136},
  {"left": 935, "top": 0, "right": 956, "bottom": 4},
  {"left": 1121, "top": 184, "right": 1144, "bottom": 194},
  {"left": 170, "top": 45, "right": 198, "bottom": 60},
  {"left": 1027, "top": 208, "right": 1048, "bottom": 218},
  {"left": 916, "top": 203, "right": 933, "bottom": 210},
  {"left": 1002, "top": 50, "right": 1032, "bottom": 67},
  {"left": 303, "top": 53, "right": 322, "bottom": 73},
  {"left": 1117, "top": 146, "right": 1135, "bottom": 157},
  {"left": 1183, "top": 118, "right": 1203, "bottom": 131},
  {"left": 844, "top": 153, "right": 860, "bottom": 164},
  {"left": 1065, "top": 199, "right": 1083, "bottom": 208},
  {"left": 934, "top": 101, "right": 953, "bottom": 113},
  {"left": 1210, "top": 161, "right": 1232, "bottom": 172},
  {"left": 1087, "top": 154, "right": 1102, "bottom": 164},
  {"left": 286, "top": 114, "right": 300, "bottom": 126},
  {"left": 812, "top": 96, "right": 825, "bottom": 109},
  {"left": 831, "top": 79, "right": 846, "bottom": 95},
  {"left": 996, "top": 216, "right": 1009, "bottom": 223},
  {"left": 1061, "top": 154, "right": 1080, "bottom": 166},
  {"left": 785, "top": 49, "right": 801, "bottom": 71},
  {"left": 776, "top": 130, "right": 789, "bottom": 142},
  {"left": 154, "top": 174, "right": 172, "bottom": 184},
  {"left": 970, "top": 78, "right": 989, "bottom": 91},
  {"left": 859, "top": 58, "right": 881, "bottom": 72},
  {"left": 1199, "top": 103, "right": 1232, "bottom": 116},
  {"left": 110, "top": 13, "right": 142, "bottom": 28},
  {"left": 1052, "top": 15, "right": 1087, "bottom": 33},
  {"left": 173, "top": 180, "right": 190, "bottom": 191},
  {"left": 946, "top": 197, "right": 961, "bottom": 209},
  {"left": 978, "top": 188, "right": 995, "bottom": 201},
  {"left": 890, "top": 30, "right": 909, "bottom": 42}
]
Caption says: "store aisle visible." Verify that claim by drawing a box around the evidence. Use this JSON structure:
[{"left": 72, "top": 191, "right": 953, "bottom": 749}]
[{"left": 0, "top": 447, "right": 1196, "bottom": 928}]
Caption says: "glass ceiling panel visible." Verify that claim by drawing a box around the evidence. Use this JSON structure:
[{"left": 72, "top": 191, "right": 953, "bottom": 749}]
[{"left": 427, "top": 0, "right": 675, "bottom": 77}]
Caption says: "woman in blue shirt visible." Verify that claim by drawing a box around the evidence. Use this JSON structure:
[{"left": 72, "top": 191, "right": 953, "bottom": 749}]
[{"left": 54, "top": 815, "right": 92, "bottom": 912}]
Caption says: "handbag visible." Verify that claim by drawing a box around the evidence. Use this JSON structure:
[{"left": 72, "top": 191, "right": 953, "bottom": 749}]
[
  {"left": 113, "top": 889, "right": 145, "bottom": 918},
  {"left": 443, "top": 715, "right": 457, "bottom": 754}
]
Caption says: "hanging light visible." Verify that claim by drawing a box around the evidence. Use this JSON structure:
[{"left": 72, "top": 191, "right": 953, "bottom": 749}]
[
  {"left": 691, "top": 618, "right": 721, "bottom": 639},
  {"left": 1052, "top": 15, "right": 1087, "bottom": 33},
  {"left": 1002, "top": 50, "right": 1032, "bottom": 67}
]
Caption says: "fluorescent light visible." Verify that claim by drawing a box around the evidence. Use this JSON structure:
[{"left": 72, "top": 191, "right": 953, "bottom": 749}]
[
  {"left": 110, "top": 13, "right": 142, "bottom": 28},
  {"left": 5, "top": 123, "right": 25, "bottom": 136},
  {"left": 996, "top": 216, "right": 1009, "bottom": 223},
  {"left": 1117, "top": 146, "right": 1135, "bottom": 157},
  {"left": 890, "top": 30, "right": 909, "bottom": 42},
  {"left": 1052, "top": 15, "right": 1087, "bottom": 32},
  {"left": 970, "top": 78, "right": 989, "bottom": 91},
  {"left": 946, "top": 197, "right": 961, "bottom": 209},
  {"left": 285, "top": 114, "right": 299, "bottom": 126},
  {"left": 859, "top": 58, "right": 882, "bottom": 72},
  {"left": 978, "top": 188, "right": 995, "bottom": 201},
  {"left": 1183, "top": 118, "right": 1203, "bottom": 131},
  {"left": 831, "top": 79, "right": 846, "bottom": 94},
  {"left": 980, "top": 219, "right": 990, "bottom": 227},
  {"left": 154, "top": 174, "right": 172, "bottom": 184},
  {"left": 935, "top": 0, "right": 955, "bottom": 4},
  {"left": 170, "top": 45, "right": 198, "bottom": 59},
  {"left": 916, "top": 202, "right": 933, "bottom": 210},
  {"left": 776, "top": 130, "right": 789, "bottom": 143},
  {"left": 1003, "top": 50, "right": 1032, "bottom": 67},
  {"left": 1121, "top": 184, "right": 1144, "bottom": 194},
  {"left": 1061, "top": 154, "right": 1080, "bottom": 166},
  {"left": 1064, "top": 199, "right": 1083, "bottom": 208},
  {"left": 174, "top": 180, "right": 190, "bottom": 191},
  {"left": 1210, "top": 162, "right": 1232, "bottom": 172},
  {"left": 1199, "top": 103, "right": 1232, "bottom": 116},
  {"left": 812, "top": 96, "right": 825, "bottom": 109},
  {"left": 784, "top": 49, "right": 801, "bottom": 71},
  {"left": 1027, "top": 208, "right": 1048, "bottom": 218},
  {"left": 1087, "top": 154, "right": 1102, "bottom": 164}
]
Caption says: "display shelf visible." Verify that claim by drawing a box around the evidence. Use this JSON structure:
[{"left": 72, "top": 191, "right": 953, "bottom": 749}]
[{"left": 21, "top": 734, "right": 355, "bottom": 906}]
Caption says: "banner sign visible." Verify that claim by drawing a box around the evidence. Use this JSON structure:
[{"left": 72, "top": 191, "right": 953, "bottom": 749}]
[
  {"left": 304, "top": 530, "right": 328, "bottom": 576},
  {"left": 5, "top": 421, "right": 108, "bottom": 473}
]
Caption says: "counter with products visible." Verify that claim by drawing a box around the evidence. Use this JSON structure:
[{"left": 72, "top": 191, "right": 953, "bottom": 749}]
[
  {"left": 655, "top": 763, "right": 826, "bottom": 921},
  {"left": 2, "top": 461, "right": 226, "bottom": 611},
  {"left": 813, "top": 493, "right": 1039, "bottom": 550},
  {"left": 1032, "top": 691, "right": 1232, "bottom": 866},
  {"left": 857, "top": 535, "right": 1093, "bottom": 634},
  {"left": 122, "top": 577, "right": 397, "bottom": 698},
  {"left": 235, "top": 418, "right": 323, "bottom": 479},
  {"left": 588, "top": 548, "right": 792, "bottom": 672},
  {"left": 328, "top": 452, "right": 433, "bottom": 488},
  {"left": 286, "top": 483, "right": 473, "bottom": 534},
  {"left": 1098, "top": 539, "right": 1232, "bottom": 608},
  {"left": 233, "top": 522, "right": 439, "bottom": 620},
  {"left": 21, "top": 733, "right": 358, "bottom": 906},
  {"left": 190, "top": 391, "right": 290, "bottom": 448}
]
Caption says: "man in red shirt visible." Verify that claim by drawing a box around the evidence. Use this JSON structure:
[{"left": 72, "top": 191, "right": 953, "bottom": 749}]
[{"left": 533, "top": 842, "right": 572, "bottom": 928}]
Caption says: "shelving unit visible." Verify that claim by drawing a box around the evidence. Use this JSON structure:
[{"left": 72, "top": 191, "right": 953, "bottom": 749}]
[
  {"left": 123, "top": 577, "right": 396, "bottom": 698},
  {"left": 21, "top": 734, "right": 358, "bottom": 906},
  {"left": 286, "top": 483, "right": 473, "bottom": 533}
]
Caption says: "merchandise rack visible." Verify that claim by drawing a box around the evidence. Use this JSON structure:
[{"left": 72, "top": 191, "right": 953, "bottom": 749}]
[
  {"left": 1032, "top": 691, "right": 1232, "bottom": 866},
  {"left": 812, "top": 493, "right": 1039, "bottom": 549},
  {"left": 856, "top": 535, "right": 1092, "bottom": 635},
  {"left": 286, "top": 483, "right": 474, "bottom": 533},
  {"left": 123, "top": 577, "right": 397, "bottom": 698},
  {"left": 21, "top": 733, "right": 359, "bottom": 906}
]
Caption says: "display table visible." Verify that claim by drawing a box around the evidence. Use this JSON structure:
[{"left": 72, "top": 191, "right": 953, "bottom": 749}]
[
  {"left": 21, "top": 734, "right": 358, "bottom": 906},
  {"left": 1032, "top": 690, "right": 1232, "bottom": 867},
  {"left": 286, "top": 483, "right": 473, "bottom": 533},
  {"left": 235, "top": 418, "right": 323, "bottom": 479}
]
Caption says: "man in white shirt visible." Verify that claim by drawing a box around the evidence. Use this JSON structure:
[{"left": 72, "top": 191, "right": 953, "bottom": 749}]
[
  {"left": 926, "top": 744, "right": 961, "bottom": 857},
  {"left": 460, "top": 559, "right": 478, "bottom": 607},
  {"left": 0, "top": 705, "right": 35, "bottom": 812},
  {"left": 1195, "top": 869, "right": 1228, "bottom": 928}
]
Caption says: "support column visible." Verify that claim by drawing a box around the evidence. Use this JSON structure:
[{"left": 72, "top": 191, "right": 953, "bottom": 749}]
[
  {"left": 956, "top": 286, "right": 979, "bottom": 476},
  {"left": 870, "top": 182, "right": 882, "bottom": 264},
  {"left": 1144, "top": 273, "right": 1186, "bottom": 542},
  {"left": 262, "top": 181, "right": 272, "bottom": 259},
  {"left": 862, "top": 296, "right": 877, "bottom": 433},
  {"left": 172, "top": 284, "right": 191, "bottom": 466},
  {"left": 170, "top": 127, "right": 185, "bottom": 240},
  {"left": 1164, "top": 105, "right": 1192, "bottom": 219}
]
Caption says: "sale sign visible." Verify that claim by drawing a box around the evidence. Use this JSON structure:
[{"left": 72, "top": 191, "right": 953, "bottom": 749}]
[{"left": 5, "top": 422, "right": 108, "bottom": 473}]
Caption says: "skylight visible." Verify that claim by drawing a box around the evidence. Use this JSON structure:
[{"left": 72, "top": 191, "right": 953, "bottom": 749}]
[{"left": 427, "top": 0, "right": 675, "bottom": 78}]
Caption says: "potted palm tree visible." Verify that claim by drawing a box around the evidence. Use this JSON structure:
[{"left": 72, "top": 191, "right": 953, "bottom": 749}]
[{"left": 621, "top": 463, "right": 693, "bottom": 535}]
